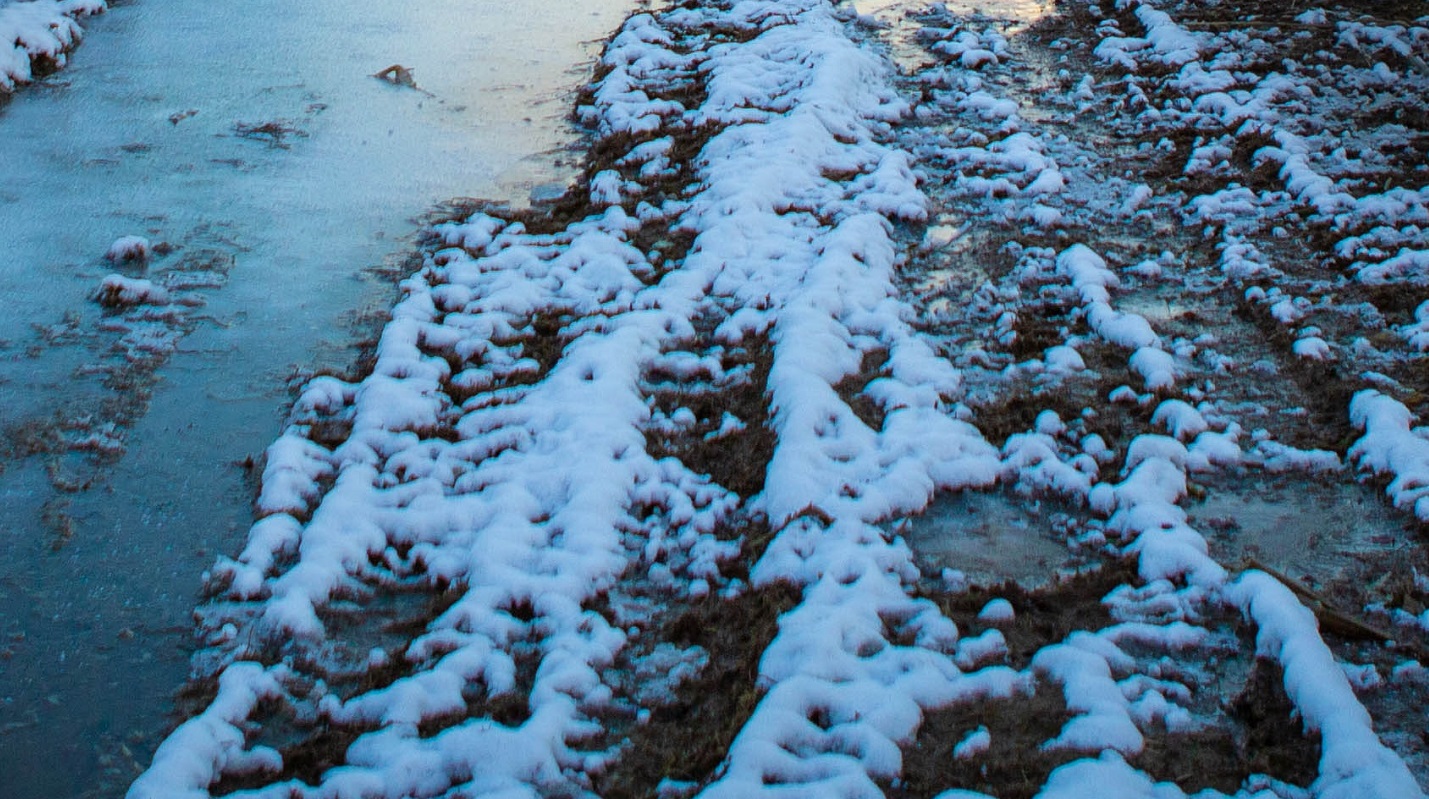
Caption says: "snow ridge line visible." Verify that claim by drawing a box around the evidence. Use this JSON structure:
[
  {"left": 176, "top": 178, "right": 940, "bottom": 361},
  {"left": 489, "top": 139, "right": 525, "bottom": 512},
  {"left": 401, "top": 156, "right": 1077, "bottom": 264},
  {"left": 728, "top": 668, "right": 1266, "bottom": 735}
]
[
  {"left": 130, "top": 93, "right": 742, "bottom": 799},
  {"left": 668, "top": 0, "right": 1021, "bottom": 793},
  {"left": 638, "top": 1, "right": 1410, "bottom": 796},
  {"left": 134, "top": 214, "right": 740, "bottom": 797},
  {"left": 0, "top": 0, "right": 104, "bottom": 92},
  {"left": 1089, "top": 423, "right": 1424, "bottom": 799},
  {"left": 903, "top": 0, "right": 1426, "bottom": 793},
  {"left": 1089, "top": 0, "right": 1429, "bottom": 286},
  {"left": 986, "top": 241, "right": 1420, "bottom": 797}
]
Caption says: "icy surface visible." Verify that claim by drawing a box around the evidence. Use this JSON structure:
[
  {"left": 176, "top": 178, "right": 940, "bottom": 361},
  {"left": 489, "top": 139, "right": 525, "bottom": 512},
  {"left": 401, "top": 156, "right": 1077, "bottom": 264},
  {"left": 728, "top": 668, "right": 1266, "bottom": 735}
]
[{"left": 0, "top": 0, "right": 636, "bottom": 795}]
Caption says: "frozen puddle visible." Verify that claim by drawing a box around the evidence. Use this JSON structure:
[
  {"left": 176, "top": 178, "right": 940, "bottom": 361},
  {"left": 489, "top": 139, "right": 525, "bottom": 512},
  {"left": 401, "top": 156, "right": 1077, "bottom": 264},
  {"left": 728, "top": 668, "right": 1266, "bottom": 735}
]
[
  {"left": 903, "top": 489, "right": 1086, "bottom": 588},
  {"left": 903, "top": 473, "right": 1412, "bottom": 597},
  {"left": 849, "top": 0, "right": 1056, "bottom": 73},
  {"left": 0, "top": 0, "right": 633, "bottom": 796},
  {"left": 1190, "top": 475, "right": 1414, "bottom": 589}
]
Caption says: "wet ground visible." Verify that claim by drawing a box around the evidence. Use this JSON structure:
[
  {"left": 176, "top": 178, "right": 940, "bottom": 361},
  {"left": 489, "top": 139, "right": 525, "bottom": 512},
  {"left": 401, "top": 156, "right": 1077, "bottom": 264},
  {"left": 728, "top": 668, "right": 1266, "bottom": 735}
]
[{"left": 0, "top": 0, "right": 634, "bottom": 795}]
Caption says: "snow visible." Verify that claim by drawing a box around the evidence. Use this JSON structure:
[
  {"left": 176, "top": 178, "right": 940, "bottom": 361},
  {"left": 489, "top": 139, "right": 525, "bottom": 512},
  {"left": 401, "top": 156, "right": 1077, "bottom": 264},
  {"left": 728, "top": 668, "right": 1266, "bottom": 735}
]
[
  {"left": 128, "top": 663, "right": 286, "bottom": 799},
  {"left": 952, "top": 725, "right": 991, "bottom": 759},
  {"left": 0, "top": 0, "right": 104, "bottom": 92},
  {"left": 104, "top": 234, "right": 152, "bottom": 262},
  {"left": 1350, "top": 390, "right": 1429, "bottom": 521},
  {"left": 1038, "top": 753, "right": 1187, "bottom": 799},
  {"left": 122, "top": 0, "right": 1429, "bottom": 796},
  {"left": 1035, "top": 637, "right": 1144, "bottom": 755},
  {"left": 1149, "top": 399, "right": 1207, "bottom": 442},
  {"left": 1227, "top": 571, "right": 1423, "bottom": 799},
  {"left": 92, "top": 274, "right": 171, "bottom": 308}
]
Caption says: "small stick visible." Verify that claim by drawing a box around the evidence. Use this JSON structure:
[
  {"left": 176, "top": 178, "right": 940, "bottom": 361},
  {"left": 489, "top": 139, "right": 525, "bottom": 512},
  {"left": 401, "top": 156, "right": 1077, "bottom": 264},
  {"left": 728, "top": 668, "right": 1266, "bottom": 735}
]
[{"left": 372, "top": 64, "right": 436, "bottom": 97}]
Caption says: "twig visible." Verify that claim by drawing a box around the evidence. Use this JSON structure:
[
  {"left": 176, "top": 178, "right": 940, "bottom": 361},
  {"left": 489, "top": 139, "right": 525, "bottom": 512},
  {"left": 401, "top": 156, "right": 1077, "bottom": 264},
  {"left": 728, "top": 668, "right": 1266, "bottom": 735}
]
[{"left": 373, "top": 64, "right": 436, "bottom": 98}]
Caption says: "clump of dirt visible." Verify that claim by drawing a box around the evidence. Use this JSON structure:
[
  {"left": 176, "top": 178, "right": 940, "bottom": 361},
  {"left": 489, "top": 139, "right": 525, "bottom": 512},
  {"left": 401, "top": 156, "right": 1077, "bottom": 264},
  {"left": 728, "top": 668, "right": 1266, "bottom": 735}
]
[
  {"left": 300, "top": 417, "right": 355, "bottom": 452},
  {"left": 1003, "top": 304, "right": 1076, "bottom": 362},
  {"left": 1223, "top": 658, "right": 1321, "bottom": 786},
  {"left": 232, "top": 120, "right": 308, "bottom": 149},
  {"left": 508, "top": 313, "right": 573, "bottom": 383},
  {"left": 718, "top": 512, "right": 778, "bottom": 584},
  {"left": 592, "top": 580, "right": 802, "bottom": 797}
]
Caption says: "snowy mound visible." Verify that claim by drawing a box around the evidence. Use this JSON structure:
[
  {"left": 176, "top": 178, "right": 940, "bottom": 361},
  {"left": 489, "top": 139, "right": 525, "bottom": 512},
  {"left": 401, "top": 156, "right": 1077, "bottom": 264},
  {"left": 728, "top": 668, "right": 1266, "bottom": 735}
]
[{"left": 0, "top": 0, "right": 105, "bottom": 93}]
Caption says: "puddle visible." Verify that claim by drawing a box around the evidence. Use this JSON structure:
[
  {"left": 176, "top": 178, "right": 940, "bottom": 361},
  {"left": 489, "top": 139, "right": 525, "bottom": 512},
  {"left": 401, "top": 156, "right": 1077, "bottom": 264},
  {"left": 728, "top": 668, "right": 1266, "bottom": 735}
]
[
  {"left": 851, "top": 0, "right": 1057, "bottom": 73},
  {"left": 0, "top": 0, "right": 636, "bottom": 796},
  {"left": 853, "top": 0, "right": 1055, "bottom": 29},
  {"left": 902, "top": 489, "right": 1086, "bottom": 588},
  {"left": 1190, "top": 476, "right": 1414, "bottom": 590}
]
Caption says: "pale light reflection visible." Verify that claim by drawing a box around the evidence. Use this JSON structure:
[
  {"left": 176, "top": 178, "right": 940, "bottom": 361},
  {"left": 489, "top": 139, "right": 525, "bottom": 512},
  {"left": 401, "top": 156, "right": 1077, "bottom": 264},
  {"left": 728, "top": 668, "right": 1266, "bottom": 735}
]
[{"left": 853, "top": 0, "right": 1056, "bottom": 32}]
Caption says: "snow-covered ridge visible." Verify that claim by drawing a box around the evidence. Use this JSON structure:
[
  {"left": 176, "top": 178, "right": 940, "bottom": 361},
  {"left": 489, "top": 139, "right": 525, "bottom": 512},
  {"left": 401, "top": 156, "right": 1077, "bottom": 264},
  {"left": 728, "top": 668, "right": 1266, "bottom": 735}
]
[
  {"left": 0, "top": 0, "right": 104, "bottom": 92},
  {"left": 1088, "top": 0, "right": 1429, "bottom": 287},
  {"left": 1350, "top": 390, "right": 1429, "bottom": 522}
]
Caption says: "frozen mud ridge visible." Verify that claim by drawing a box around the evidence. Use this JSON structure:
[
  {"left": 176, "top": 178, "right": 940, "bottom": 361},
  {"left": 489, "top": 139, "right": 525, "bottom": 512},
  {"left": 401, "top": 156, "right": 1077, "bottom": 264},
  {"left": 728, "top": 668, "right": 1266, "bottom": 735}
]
[{"left": 127, "top": 0, "right": 1428, "bottom": 797}]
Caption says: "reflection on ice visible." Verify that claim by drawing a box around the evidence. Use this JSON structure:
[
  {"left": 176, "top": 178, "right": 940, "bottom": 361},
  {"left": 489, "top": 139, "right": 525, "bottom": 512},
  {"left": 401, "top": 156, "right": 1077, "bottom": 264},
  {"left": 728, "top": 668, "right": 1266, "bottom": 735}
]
[{"left": 854, "top": 0, "right": 1054, "bottom": 25}]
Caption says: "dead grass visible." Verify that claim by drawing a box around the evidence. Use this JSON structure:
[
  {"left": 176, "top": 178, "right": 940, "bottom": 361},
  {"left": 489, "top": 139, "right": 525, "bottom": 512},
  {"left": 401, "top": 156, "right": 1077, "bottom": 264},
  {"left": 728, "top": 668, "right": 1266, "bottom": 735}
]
[
  {"left": 232, "top": 120, "right": 308, "bottom": 149},
  {"left": 833, "top": 349, "right": 891, "bottom": 432},
  {"left": 592, "top": 580, "right": 802, "bottom": 797},
  {"left": 1003, "top": 306, "right": 1075, "bottom": 362},
  {"left": 646, "top": 341, "right": 775, "bottom": 499},
  {"left": 922, "top": 559, "right": 1137, "bottom": 669},
  {"left": 892, "top": 683, "right": 1076, "bottom": 799}
]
